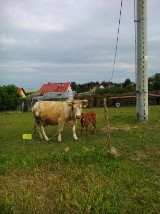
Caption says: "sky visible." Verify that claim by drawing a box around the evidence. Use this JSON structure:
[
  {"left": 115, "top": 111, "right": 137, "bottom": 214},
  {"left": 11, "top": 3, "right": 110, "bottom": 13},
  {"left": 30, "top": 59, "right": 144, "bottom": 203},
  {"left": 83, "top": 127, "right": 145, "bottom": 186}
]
[{"left": 0, "top": 0, "right": 160, "bottom": 90}]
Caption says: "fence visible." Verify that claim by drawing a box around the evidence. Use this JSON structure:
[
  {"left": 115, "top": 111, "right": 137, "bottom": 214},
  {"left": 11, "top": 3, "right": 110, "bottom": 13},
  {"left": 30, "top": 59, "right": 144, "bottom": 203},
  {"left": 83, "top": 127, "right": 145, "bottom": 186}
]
[
  {"left": 78, "top": 93, "right": 160, "bottom": 108},
  {"left": 16, "top": 93, "right": 160, "bottom": 112}
]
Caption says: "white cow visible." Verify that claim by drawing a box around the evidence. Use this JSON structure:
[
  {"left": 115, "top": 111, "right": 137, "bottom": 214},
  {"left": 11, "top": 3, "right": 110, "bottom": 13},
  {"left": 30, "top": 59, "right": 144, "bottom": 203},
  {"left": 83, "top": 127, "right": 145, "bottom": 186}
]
[{"left": 32, "top": 100, "right": 88, "bottom": 142}]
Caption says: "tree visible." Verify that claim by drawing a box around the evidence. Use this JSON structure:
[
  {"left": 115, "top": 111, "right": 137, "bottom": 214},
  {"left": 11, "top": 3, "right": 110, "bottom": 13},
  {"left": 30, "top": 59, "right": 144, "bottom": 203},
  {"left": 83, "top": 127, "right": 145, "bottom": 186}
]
[
  {"left": 123, "top": 79, "right": 132, "bottom": 88},
  {"left": 0, "top": 84, "right": 22, "bottom": 110},
  {"left": 154, "top": 73, "right": 160, "bottom": 90}
]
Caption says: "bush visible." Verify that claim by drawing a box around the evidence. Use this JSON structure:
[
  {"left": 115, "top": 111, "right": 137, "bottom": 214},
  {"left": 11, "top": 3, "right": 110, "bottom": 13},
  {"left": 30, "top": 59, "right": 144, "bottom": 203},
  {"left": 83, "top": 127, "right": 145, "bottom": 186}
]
[{"left": 0, "top": 85, "right": 22, "bottom": 110}]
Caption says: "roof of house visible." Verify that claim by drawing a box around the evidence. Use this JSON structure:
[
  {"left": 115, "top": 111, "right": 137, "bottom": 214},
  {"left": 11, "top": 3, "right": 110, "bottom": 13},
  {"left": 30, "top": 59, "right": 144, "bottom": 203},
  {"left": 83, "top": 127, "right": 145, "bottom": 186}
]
[
  {"left": 18, "top": 88, "right": 26, "bottom": 97},
  {"left": 38, "top": 82, "right": 71, "bottom": 94}
]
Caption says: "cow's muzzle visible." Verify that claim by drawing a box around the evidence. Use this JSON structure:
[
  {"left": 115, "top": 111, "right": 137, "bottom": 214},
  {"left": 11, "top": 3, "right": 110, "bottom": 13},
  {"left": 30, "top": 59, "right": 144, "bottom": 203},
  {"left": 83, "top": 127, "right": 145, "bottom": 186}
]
[{"left": 75, "top": 115, "right": 81, "bottom": 119}]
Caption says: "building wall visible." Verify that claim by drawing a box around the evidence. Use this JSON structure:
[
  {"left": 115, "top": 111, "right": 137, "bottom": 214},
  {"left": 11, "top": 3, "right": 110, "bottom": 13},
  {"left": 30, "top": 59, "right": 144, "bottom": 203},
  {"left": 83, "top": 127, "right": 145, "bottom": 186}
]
[
  {"left": 67, "top": 85, "right": 72, "bottom": 92},
  {"left": 20, "top": 91, "right": 26, "bottom": 98}
]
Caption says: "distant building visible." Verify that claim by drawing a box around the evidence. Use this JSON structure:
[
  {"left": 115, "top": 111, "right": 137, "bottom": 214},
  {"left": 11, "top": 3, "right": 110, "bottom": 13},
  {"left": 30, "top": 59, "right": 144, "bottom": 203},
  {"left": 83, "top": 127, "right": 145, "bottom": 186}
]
[
  {"left": 37, "top": 82, "right": 72, "bottom": 95},
  {"left": 18, "top": 88, "right": 26, "bottom": 98},
  {"left": 90, "top": 86, "right": 97, "bottom": 94},
  {"left": 99, "top": 85, "right": 104, "bottom": 89},
  {"left": 31, "top": 82, "right": 75, "bottom": 107}
]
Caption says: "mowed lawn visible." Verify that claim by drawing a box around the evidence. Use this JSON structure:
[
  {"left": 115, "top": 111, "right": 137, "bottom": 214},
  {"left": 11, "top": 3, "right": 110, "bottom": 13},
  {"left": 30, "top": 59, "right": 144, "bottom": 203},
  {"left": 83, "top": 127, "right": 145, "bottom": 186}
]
[{"left": 0, "top": 105, "right": 160, "bottom": 213}]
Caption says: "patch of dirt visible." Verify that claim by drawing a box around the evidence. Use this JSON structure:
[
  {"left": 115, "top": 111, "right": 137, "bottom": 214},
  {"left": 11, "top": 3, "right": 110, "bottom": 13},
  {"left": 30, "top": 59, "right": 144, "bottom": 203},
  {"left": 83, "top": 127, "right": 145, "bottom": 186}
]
[
  {"left": 131, "top": 150, "right": 160, "bottom": 161},
  {"left": 101, "top": 125, "right": 138, "bottom": 132},
  {"left": 132, "top": 151, "right": 149, "bottom": 160}
]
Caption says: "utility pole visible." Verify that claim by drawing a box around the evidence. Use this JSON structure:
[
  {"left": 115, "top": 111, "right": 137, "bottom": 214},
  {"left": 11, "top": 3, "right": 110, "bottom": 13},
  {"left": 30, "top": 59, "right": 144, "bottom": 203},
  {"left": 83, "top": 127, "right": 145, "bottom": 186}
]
[{"left": 135, "top": 0, "right": 148, "bottom": 121}]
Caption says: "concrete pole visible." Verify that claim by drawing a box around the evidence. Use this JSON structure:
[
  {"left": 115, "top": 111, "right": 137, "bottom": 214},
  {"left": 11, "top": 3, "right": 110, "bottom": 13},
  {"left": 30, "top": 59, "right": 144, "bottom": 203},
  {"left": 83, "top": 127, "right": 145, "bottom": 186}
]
[{"left": 136, "top": 0, "right": 148, "bottom": 121}]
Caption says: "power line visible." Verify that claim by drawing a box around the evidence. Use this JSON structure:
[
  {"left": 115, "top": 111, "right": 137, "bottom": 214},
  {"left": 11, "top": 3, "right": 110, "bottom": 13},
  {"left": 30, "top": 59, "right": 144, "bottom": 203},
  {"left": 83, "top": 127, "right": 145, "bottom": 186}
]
[
  {"left": 134, "top": 0, "right": 137, "bottom": 84},
  {"left": 111, "top": 0, "right": 124, "bottom": 82}
]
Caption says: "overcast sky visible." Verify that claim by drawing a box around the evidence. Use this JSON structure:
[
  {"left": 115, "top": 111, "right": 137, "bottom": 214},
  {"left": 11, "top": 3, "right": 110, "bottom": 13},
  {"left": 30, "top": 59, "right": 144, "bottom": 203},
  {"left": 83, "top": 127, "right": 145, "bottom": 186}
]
[{"left": 0, "top": 0, "right": 160, "bottom": 90}]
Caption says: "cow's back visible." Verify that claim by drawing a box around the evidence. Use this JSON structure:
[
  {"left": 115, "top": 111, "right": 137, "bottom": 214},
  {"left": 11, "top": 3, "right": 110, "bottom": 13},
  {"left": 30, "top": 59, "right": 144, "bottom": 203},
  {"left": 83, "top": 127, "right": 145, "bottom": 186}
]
[{"left": 32, "top": 101, "right": 70, "bottom": 125}]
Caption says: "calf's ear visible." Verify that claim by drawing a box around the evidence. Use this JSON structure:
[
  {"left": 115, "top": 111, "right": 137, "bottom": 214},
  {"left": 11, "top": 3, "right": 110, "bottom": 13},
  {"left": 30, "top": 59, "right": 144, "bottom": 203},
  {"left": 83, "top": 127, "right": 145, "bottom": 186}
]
[{"left": 82, "top": 99, "right": 88, "bottom": 107}]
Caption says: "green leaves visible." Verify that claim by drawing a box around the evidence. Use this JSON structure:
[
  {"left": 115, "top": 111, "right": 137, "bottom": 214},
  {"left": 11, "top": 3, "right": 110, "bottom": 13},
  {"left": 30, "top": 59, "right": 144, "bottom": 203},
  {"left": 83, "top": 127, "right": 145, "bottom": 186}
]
[{"left": 0, "top": 84, "right": 22, "bottom": 110}]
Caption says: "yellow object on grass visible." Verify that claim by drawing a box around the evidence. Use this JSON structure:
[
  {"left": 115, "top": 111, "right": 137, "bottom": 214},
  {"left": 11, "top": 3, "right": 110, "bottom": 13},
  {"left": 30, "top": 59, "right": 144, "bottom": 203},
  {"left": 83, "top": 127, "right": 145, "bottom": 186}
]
[{"left": 22, "top": 134, "right": 32, "bottom": 140}]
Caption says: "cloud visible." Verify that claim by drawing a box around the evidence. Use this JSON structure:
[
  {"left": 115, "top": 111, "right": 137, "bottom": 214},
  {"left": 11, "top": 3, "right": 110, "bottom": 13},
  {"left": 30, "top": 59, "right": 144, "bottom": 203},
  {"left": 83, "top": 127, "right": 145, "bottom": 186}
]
[
  {"left": 0, "top": 0, "right": 160, "bottom": 89},
  {"left": 16, "top": 20, "right": 66, "bottom": 32},
  {"left": 0, "top": 37, "right": 29, "bottom": 46}
]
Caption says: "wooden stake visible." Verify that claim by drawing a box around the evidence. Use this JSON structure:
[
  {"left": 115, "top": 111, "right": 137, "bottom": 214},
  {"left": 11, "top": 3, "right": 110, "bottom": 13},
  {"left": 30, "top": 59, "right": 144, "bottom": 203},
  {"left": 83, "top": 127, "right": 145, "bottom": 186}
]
[{"left": 103, "top": 98, "right": 111, "bottom": 152}]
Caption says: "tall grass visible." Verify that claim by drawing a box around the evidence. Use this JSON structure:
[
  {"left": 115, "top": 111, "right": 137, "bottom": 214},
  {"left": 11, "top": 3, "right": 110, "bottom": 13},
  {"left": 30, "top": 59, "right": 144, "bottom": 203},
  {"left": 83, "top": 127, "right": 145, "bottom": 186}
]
[{"left": 0, "top": 106, "right": 160, "bottom": 213}]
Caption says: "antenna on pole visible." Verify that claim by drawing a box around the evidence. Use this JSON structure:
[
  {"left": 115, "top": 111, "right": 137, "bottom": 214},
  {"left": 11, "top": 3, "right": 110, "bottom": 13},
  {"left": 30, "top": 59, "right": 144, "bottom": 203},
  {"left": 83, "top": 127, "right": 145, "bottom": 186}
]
[{"left": 135, "top": 0, "right": 148, "bottom": 121}]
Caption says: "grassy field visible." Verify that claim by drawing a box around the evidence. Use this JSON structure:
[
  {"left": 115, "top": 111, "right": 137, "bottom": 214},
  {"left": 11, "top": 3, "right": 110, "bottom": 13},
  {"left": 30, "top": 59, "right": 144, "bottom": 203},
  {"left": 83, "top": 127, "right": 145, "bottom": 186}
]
[{"left": 0, "top": 105, "right": 160, "bottom": 213}]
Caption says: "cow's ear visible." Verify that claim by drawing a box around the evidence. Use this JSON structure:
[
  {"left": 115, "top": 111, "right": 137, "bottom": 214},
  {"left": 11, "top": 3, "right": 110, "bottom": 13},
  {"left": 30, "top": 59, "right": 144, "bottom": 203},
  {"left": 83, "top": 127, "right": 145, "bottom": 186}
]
[
  {"left": 66, "top": 101, "right": 73, "bottom": 106},
  {"left": 82, "top": 99, "right": 88, "bottom": 107}
]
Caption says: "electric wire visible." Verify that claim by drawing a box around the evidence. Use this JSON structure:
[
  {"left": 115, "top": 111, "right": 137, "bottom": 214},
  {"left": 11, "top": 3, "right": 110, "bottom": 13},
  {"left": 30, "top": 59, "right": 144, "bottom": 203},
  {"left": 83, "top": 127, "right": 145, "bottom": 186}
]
[
  {"left": 111, "top": 0, "right": 124, "bottom": 82},
  {"left": 134, "top": 0, "right": 137, "bottom": 85}
]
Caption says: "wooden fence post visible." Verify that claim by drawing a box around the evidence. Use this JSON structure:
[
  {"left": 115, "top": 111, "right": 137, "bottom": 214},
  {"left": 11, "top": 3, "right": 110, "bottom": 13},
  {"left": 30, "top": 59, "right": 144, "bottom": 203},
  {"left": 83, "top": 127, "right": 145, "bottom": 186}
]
[{"left": 104, "top": 98, "right": 111, "bottom": 152}]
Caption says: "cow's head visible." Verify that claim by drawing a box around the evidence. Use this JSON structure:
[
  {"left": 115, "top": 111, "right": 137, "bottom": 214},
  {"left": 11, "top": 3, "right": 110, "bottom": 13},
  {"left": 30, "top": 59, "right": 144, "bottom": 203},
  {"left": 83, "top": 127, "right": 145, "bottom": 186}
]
[{"left": 67, "top": 99, "right": 88, "bottom": 119}]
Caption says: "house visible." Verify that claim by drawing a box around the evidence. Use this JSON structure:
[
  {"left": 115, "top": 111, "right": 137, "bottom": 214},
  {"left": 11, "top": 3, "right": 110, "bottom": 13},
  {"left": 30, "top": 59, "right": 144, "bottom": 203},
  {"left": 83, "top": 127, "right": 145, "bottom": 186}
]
[
  {"left": 18, "top": 88, "right": 26, "bottom": 98},
  {"left": 31, "top": 82, "right": 75, "bottom": 106},
  {"left": 89, "top": 86, "right": 97, "bottom": 94},
  {"left": 37, "top": 82, "right": 72, "bottom": 95}
]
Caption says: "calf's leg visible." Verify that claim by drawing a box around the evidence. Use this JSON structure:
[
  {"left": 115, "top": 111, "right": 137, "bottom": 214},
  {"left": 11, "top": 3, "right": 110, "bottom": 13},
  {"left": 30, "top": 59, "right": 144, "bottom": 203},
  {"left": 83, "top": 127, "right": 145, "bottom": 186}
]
[
  {"left": 85, "top": 125, "right": 88, "bottom": 137},
  {"left": 80, "top": 119, "right": 84, "bottom": 136},
  {"left": 93, "top": 122, "right": 97, "bottom": 135}
]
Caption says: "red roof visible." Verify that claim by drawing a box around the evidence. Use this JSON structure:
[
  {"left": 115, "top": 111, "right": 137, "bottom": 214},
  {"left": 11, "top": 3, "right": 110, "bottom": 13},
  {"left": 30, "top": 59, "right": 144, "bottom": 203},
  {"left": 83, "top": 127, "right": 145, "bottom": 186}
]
[
  {"left": 18, "top": 87, "right": 26, "bottom": 94},
  {"left": 18, "top": 88, "right": 23, "bottom": 94},
  {"left": 38, "top": 82, "right": 71, "bottom": 94}
]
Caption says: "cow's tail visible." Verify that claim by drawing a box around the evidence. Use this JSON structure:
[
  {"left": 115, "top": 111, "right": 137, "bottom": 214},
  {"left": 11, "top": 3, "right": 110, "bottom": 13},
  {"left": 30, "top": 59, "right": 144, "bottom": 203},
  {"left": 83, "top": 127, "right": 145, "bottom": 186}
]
[
  {"left": 33, "top": 116, "right": 41, "bottom": 134},
  {"left": 33, "top": 119, "right": 37, "bottom": 134}
]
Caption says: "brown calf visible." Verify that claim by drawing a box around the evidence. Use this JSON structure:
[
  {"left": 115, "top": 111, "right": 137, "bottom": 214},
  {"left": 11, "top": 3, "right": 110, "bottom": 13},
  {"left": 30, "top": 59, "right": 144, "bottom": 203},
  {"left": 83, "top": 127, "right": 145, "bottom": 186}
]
[{"left": 80, "top": 112, "right": 97, "bottom": 136}]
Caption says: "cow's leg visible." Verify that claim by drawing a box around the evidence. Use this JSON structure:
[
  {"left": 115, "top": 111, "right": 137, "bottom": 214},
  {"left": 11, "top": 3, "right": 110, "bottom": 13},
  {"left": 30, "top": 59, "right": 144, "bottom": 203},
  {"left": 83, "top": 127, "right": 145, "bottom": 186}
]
[
  {"left": 66, "top": 121, "right": 78, "bottom": 141},
  {"left": 35, "top": 118, "right": 49, "bottom": 141},
  {"left": 72, "top": 125, "right": 78, "bottom": 140},
  {"left": 38, "top": 126, "right": 43, "bottom": 140},
  {"left": 58, "top": 123, "right": 64, "bottom": 142},
  {"left": 34, "top": 119, "right": 43, "bottom": 140},
  {"left": 37, "top": 124, "right": 49, "bottom": 141}
]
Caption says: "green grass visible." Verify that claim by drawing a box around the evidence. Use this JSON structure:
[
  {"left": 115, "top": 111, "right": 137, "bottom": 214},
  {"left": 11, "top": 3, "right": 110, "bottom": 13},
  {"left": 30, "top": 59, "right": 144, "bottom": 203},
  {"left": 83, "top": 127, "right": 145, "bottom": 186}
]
[{"left": 0, "top": 106, "right": 160, "bottom": 213}]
